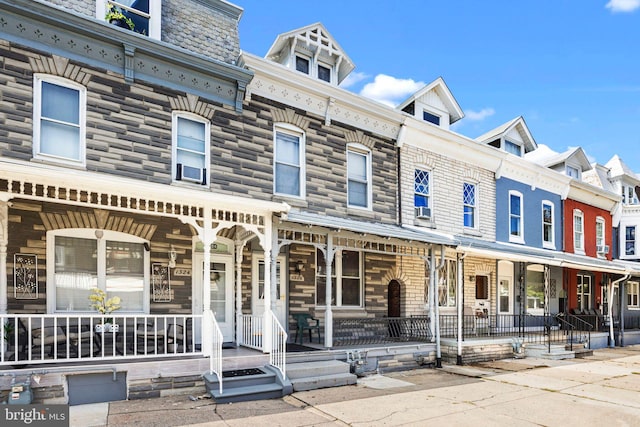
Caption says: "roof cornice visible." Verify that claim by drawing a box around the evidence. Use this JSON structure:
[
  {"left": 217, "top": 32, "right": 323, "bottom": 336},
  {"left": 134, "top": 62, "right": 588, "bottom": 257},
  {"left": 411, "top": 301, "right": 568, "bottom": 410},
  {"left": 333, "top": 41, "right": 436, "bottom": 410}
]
[
  {"left": 499, "top": 154, "right": 572, "bottom": 196},
  {"left": 568, "top": 179, "right": 621, "bottom": 212},
  {"left": 240, "top": 52, "right": 403, "bottom": 140},
  {"left": 1, "top": 0, "right": 252, "bottom": 111}
]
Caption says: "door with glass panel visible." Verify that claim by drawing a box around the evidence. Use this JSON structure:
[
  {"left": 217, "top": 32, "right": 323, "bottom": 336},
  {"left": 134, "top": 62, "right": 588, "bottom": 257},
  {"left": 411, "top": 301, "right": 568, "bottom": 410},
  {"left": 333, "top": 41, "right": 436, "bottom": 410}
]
[
  {"left": 252, "top": 256, "right": 286, "bottom": 328},
  {"left": 497, "top": 260, "right": 513, "bottom": 329},
  {"left": 193, "top": 253, "right": 234, "bottom": 342}
]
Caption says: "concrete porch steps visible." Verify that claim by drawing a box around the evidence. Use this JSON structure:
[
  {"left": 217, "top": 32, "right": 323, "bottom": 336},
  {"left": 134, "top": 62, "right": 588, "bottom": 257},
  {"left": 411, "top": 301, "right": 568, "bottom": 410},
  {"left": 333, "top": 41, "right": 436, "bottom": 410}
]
[
  {"left": 286, "top": 359, "right": 357, "bottom": 392},
  {"left": 204, "top": 365, "right": 292, "bottom": 404}
]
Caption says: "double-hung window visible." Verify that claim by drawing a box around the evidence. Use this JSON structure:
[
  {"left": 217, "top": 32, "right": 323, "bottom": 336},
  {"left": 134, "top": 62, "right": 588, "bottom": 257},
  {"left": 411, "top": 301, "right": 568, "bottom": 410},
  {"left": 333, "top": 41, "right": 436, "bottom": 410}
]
[
  {"left": 577, "top": 273, "right": 592, "bottom": 311},
  {"left": 628, "top": 281, "right": 639, "bottom": 308},
  {"left": 173, "top": 112, "right": 210, "bottom": 186},
  {"left": 542, "top": 201, "right": 554, "bottom": 248},
  {"left": 595, "top": 217, "right": 605, "bottom": 256},
  {"left": 47, "top": 229, "right": 149, "bottom": 313},
  {"left": 347, "top": 145, "right": 371, "bottom": 209},
  {"left": 414, "top": 169, "right": 430, "bottom": 218},
  {"left": 33, "top": 75, "right": 86, "bottom": 165},
  {"left": 509, "top": 191, "right": 523, "bottom": 243},
  {"left": 315, "top": 249, "right": 362, "bottom": 307},
  {"left": 626, "top": 226, "right": 636, "bottom": 256},
  {"left": 463, "top": 182, "right": 477, "bottom": 228},
  {"left": 437, "top": 259, "right": 457, "bottom": 308},
  {"left": 98, "top": 0, "right": 161, "bottom": 39},
  {"left": 573, "top": 209, "right": 585, "bottom": 253},
  {"left": 274, "top": 125, "right": 305, "bottom": 197}
]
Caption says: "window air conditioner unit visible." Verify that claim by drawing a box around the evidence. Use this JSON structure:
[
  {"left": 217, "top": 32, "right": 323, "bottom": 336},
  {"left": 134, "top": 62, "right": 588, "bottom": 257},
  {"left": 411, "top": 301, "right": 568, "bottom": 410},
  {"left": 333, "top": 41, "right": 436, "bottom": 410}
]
[
  {"left": 176, "top": 163, "right": 207, "bottom": 185},
  {"left": 597, "top": 245, "right": 610, "bottom": 255},
  {"left": 415, "top": 206, "right": 431, "bottom": 219}
]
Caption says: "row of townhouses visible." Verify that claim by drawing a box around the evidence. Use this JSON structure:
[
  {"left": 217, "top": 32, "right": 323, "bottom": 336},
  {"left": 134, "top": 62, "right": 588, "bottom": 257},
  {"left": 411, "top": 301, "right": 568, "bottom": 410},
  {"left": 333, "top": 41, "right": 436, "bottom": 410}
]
[{"left": 1, "top": 0, "right": 639, "bottom": 405}]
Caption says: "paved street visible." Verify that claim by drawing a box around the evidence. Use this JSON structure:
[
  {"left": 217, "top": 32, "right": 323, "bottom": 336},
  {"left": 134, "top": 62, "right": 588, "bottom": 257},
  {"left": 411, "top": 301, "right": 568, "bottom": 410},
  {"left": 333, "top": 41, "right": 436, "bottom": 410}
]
[{"left": 71, "top": 345, "right": 640, "bottom": 426}]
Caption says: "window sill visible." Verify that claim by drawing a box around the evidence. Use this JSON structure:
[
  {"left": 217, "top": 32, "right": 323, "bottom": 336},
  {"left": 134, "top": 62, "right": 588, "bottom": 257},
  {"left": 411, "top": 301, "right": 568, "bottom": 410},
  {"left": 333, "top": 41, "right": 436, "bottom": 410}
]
[
  {"left": 508, "top": 237, "right": 525, "bottom": 245},
  {"left": 347, "top": 207, "right": 375, "bottom": 218},
  {"left": 413, "top": 218, "right": 436, "bottom": 228},
  {"left": 542, "top": 243, "right": 556, "bottom": 250},
  {"left": 462, "top": 228, "right": 482, "bottom": 237},
  {"left": 171, "top": 180, "right": 209, "bottom": 190},
  {"left": 273, "top": 195, "right": 308, "bottom": 208},
  {"left": 31, "top": 157, "right": 86, "bottom": 170}
]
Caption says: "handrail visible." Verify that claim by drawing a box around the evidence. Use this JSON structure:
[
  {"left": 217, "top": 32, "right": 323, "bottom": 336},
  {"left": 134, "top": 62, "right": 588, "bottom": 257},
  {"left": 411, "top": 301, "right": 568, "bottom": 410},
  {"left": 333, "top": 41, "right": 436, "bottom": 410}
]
[
  {"left": 566, "top": 314, "right": 595, "bottom": 331},
  {"left": 205, "top": 310, "right": 223, "bottom": 395},
  {"left": 551, "top": 314, "right": 575, "bottom": 351},
  {"left": 269, "top": 312, "right": 287, "bottom": 380}
]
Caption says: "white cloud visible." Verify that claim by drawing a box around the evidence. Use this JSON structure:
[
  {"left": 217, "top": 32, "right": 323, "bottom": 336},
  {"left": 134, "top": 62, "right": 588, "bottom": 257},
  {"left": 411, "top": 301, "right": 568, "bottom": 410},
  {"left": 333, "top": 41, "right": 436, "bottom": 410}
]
[
  {"left": 359, "top": 74, "right": 424, "bottom": 107},
  {"left": 338, "top": 71, "right": 369, "bottom": 89},
  {"left": 464, "top": 108, "right": 495, "bottom": 121},
  {"left": 606, "top": 0, "right": 640, "bottom": 12}
]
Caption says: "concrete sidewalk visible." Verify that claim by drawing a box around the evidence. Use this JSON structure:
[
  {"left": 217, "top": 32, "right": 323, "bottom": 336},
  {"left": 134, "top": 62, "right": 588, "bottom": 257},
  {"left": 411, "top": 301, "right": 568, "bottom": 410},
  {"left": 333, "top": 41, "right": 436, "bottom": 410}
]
[{"left": 70, "top": 345, "right": 640, "bottom": 426}]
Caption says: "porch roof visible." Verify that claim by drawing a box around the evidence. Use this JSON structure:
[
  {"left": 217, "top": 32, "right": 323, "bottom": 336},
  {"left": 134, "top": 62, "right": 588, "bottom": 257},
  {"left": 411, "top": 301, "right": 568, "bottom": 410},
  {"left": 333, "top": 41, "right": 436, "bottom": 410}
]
[
  {"left": 282, "top": 211, "right": 457, "bottom": 246},
  {"left": 456, "top": 235, "right": 633, "bottom": 275}
]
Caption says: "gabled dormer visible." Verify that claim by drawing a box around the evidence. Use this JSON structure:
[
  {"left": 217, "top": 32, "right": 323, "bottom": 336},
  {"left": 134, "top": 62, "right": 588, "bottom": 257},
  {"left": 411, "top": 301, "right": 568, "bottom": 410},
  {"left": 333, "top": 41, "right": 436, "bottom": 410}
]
[
  {"left": 396, "top": 77, "right": 463, "bottom": 130},
  {"left": 475, "top": 116, "right": 536, "bottom": 157},
  {"left": 532, "top": 147, "right": 592, "bottom": 181},
  {"left": 265, "top": 23, "right": 355, "bottom": 86},
  {"left": 605, "top": 155, "right": 640, "bottom": 205}
]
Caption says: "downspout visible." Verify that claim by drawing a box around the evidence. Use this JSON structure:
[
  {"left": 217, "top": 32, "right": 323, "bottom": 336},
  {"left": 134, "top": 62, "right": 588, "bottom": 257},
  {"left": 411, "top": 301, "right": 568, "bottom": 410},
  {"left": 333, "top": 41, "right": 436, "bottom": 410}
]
[
  {"left": 609, "top": 274, "right": 628, "bottom": 347},
  {"left": 456, "top": 251, "right": 467, "bottom": 365},
  {"left": 433, "top": 245, "right": 446, "bottom": 368}
]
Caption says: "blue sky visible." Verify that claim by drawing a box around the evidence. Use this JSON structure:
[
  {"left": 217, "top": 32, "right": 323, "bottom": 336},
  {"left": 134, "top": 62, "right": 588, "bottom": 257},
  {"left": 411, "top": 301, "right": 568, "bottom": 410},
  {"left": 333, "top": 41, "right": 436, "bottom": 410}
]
[{"left": 237, "top": 1, "right": 640, "bottom": 170}]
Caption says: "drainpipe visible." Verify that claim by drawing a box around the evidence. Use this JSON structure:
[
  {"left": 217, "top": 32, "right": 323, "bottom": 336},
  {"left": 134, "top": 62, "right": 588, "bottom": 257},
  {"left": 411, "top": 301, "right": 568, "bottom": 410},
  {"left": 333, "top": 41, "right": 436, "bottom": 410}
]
[
  {"left": 456, "top": 251, "right": 467, "bottom": 365},
  {"left": 433, "top": 245, "right": 446, "bottom": 368},
  {"left": 608, "top": 274, "right": 628, "bottom": 347}
]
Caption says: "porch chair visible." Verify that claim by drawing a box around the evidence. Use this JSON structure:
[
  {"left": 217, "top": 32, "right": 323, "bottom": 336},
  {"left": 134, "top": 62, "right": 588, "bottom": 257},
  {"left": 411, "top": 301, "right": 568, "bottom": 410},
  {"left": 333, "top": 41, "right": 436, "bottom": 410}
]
[
  {"left": 133, "top": 319, "right": 167, "bottom": 354},
  {"left": 65, "top": 322, "right": 101, "bottom": 357},
  {"left": 167, "top": 321, "right": 191, "bottom": 352},
  {"left": 292, "top": 313, "right": 321, "bottom": 345},
  {"left": 18, "top": 318, "right": 67, "bottom": 359}
]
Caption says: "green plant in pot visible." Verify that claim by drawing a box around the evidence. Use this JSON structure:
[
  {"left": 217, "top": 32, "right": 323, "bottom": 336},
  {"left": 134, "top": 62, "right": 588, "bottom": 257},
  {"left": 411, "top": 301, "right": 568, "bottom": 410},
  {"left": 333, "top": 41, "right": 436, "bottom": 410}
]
[
  {"left": 3, "top": 321, "right": 15, "bottom": 349},
  {"left": 105, "top": 3, "right": 135, "bottom": 31}
]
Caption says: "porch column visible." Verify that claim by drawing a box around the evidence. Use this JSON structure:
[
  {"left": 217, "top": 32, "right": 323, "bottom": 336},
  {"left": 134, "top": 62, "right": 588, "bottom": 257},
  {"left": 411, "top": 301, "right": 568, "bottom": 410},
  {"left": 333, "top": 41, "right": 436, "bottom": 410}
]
[
  {"left": 234, "top": 239, "right": 246, "bottom": 346},
  {"left": 433, "top": 248, "right": 442, "bottom": 368},
  {"left": 324, "top": 234, "right": 334, "bottom": 348},
  {"left": 201, "top": 209, "right": 213, "bottom": 356},
  {"left": 0, "top": 200, "right": 8, "bottom": 314},
  {"left": 619, "top": 280, "right": 626, "bottom": 347},
  {"left": 262, "top": 220, "right": 273, "bottom": 353},
  {"left": 456, "top": 253, "right": 464, "bottom": 366}
]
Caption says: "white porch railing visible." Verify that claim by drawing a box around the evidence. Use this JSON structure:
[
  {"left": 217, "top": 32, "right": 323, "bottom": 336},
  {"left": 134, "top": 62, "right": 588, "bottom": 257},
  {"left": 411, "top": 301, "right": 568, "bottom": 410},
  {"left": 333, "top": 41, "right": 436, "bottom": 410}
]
[
  {"left": 269, "top": 312, "right": 287, "bottom": 380},
  {"left": 205, "top": 310, "right": 223, "bottom": 395},
  {"left": 0, "top": 314, "right": 202, "bottom": 366},
  {"left": 239, "top": 314, "right": 263, "bottom": 350}
]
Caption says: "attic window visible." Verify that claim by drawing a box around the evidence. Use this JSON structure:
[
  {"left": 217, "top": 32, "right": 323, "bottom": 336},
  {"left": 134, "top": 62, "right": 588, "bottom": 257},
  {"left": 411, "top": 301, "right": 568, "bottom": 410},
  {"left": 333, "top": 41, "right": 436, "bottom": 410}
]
[
  {"left": 422, "top": 110, "right": 440, "bottom": 126},
  {"left": 295, "top": 56, "right": 310, "bottom": 74},
  {"left": 318, "top": 64, "right": 331, "bottom": 82},
  {"left": 504, "top": 140, "right": 521, "bottom": 156},
  {"left": 566, "top": 165, "right": 580, "bottom": 179}
]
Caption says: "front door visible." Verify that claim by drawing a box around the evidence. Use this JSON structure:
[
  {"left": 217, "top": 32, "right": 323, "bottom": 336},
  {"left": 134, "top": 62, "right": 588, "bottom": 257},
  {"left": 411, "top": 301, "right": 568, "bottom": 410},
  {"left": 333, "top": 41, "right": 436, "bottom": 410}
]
[
  {"left": 388, "top": 280, "right": 401, "bottom": 317},
  {"left": 498, "top": 261, "right": 513, "bottom": 329},
  {"left": 193, "top": 253, "right": 234, "bottom": 342},
  {"left": 252, "top": 255, "right": 287, "bottom": 328}
]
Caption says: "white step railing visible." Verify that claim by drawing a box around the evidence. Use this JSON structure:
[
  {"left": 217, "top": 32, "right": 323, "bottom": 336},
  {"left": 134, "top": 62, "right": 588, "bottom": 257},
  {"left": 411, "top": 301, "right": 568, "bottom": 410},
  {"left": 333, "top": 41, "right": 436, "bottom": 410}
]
[
  {"left": 0, "top": 314, "right": 202, "bottom": 366},
  {"left": 205, "top": 310, "right": 223, "bottom": 395},
  {"left": 269, "top": 311, "right": 287, "bottom": 380},
  {"left": 239, "top": 314, "right": 263, "bottom": 350}
]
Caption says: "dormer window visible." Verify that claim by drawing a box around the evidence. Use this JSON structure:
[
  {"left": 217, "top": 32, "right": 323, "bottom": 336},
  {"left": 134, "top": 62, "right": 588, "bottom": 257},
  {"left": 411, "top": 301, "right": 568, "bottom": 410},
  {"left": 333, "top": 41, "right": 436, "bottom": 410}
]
[
  {"left": 422, "top": 110, "right": 441, "bottom": 126},
  {"left": 295, "top": 56, "right": 310, "bottom": 74},
  {"left": 98, "top": 0, "right": 161, "bottom": 39},
  {"left": 504, "top": 140, "right": 522, "bottom": 157},
  {"left": 622, "top": 184, "right": 639, "bottom": 205},
  {"left": 566, "top": 165, "right": 580, "bottom": 179},
  {"left": 317, "top": 64, "right": 331, "bottom": 83}
]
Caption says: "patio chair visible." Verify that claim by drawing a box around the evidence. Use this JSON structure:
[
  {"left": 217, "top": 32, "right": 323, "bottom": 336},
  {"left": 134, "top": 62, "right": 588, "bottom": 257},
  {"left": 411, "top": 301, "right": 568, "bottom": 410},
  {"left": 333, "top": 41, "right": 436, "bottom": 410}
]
[
  {"left": 292, "top": 313, "right": 321, "bottom": 345},
  {"left": 133, "top": 319, "right": 167, "bottom": 354},
  {"left": 65, "top": 323, "right": 101, "bottom": 357},
  {"left": 167, "top": 322, "right": 190, "bottom": 352},
  {"left": 19, "top": 319, "right": 67, "bottom": 358}
]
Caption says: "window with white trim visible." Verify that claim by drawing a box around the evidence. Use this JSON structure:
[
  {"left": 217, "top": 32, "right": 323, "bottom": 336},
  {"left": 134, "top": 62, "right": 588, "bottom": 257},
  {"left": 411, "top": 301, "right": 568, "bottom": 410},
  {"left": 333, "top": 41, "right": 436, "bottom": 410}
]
[
  {"left": 315, "top": 249, "right": 362, "bottom": 307},
  {"left": 626, "top": 226, "right": 636, "bottom": 256},
  {"left": 596, "top": 216, "right": 605, "bottom": 256},
  {"left": 463, "top": 182, "right": 477, "bottom": 228},
  {"left": 573, "top": 209, "right": 584, "bottom": 253},
  {"left": 33, "top": 75, "right": 86, "bottom": 165},
  {"left": 622, "top": 184, "right": 639, "bottom": 205},
  {"left": 294, "top": 54, "right": 333, "bottom": 83},
  {"left": 172, "top": 112, "right": 210, "bottom": 186},
  {"left": 47, "top": 229, "right": 149, "bottom": 313},
  {"left": 509, "top": 191, "right": 524, "bottom": 243},
  {"left": 577, "top": 273, "right": 592, "bottom": 311},
  {"left": 274, "top": 124, "right": 305, "bottom": 197},
  {"left": 542, "top": 201, "right": 554, "bottom": 248},
  {"left": 566, "top": 165, "right": 580, "bottom": 179},
  {"left": 422, "top": 110, "right": 440, "bottom": 125},
  {"left": 438, "top": 259, "right": 457, "bottom": 308},
  {"left": 627, "top": 281, "right": 639, "bottom": 308},
  {"left": 347, "top": 145, "right": 371, "bottom": 209},
  {"left": 98, "top": 0, "right": 161, "bottom": 39}
]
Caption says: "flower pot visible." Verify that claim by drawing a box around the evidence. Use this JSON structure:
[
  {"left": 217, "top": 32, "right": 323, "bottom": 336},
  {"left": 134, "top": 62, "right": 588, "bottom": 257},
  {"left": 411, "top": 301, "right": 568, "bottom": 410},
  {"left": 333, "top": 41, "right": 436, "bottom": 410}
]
[{"left": 95, "top": 323, "right": 119, "bottom": 333}]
